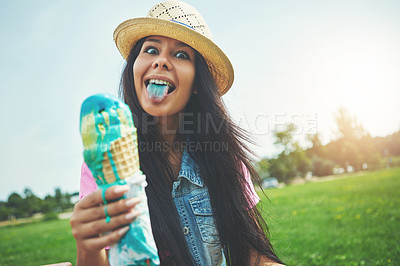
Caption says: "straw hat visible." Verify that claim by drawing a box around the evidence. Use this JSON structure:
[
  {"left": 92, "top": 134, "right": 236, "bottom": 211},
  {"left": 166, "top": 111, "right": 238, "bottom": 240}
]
[{"left": 113, "top": 0, "right": 234, "bottom": 95}]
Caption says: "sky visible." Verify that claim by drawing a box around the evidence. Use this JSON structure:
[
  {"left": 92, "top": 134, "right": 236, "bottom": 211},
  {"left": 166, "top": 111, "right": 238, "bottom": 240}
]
[{"left": 1, "top": 0, "right": 399, "bottom": 200}]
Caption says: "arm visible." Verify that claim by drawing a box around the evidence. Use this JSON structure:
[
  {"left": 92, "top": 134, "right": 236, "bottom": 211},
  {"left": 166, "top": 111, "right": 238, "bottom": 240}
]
[
  {"left": 76, "top": 247, "right": 109, "bottom": 266},
  {"left": 242, "top": 164, "right": 285, "bottom": 265},
  {"left": 245, "top": 185, "right": 284, "bottom": 265},
  {"left": 247, "top": 209, "right": 285, "bottom": 266},
  {"left": 70, "top": 185, "right": 141, "bottom": 266},
  {"left": 247, "top": 215, "right": 285, "bottom": 266},
  {"left": 249, "top": 249, "right": 285, "bottom": 266}
]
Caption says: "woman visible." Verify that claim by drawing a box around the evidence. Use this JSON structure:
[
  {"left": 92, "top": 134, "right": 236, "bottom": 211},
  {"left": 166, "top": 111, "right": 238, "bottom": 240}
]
[{"left": 71, "top": 1, "right": 284, "bottom": 265}]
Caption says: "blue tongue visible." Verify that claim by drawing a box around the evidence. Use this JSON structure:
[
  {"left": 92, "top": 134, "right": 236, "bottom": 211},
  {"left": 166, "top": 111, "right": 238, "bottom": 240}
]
[{"left": 147, "top": 83, "right": 168, "bottom": 100}]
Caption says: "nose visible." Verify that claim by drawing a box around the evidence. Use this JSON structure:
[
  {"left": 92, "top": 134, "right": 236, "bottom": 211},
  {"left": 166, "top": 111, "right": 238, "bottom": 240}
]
[{"left": 152, "top": 54, "right": 173, "bottom": 71}]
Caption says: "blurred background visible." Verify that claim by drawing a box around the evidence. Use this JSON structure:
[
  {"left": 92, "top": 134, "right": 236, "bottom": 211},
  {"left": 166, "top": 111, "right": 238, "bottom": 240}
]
[{"left": 1, "top": 0, "right": 399, "bottom": 265}]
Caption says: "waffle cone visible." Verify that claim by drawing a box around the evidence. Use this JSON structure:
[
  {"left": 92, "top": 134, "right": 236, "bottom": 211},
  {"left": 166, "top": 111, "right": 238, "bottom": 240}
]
[{"left": 102, "top": 133, "right": 140, "bottom": 183}]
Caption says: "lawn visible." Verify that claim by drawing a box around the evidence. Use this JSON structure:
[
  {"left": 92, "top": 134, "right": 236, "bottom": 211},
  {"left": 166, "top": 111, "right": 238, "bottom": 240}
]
[
  {"left": 261, "top": 167, "right": 400, "bottom": 265},
  {"left": 0, "top": 167, "right": 399, "bottom": 265},
  {"left": 0, "top": 219, "right": 76, "bottom": 266}
]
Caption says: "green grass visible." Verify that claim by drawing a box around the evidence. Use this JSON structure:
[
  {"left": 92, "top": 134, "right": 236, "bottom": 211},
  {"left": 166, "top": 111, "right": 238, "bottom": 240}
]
[
  {"left": 0, "top": 219, "right": 76, "bottom": 266},
  {"left": 1, "top": 168, "right": 399, "bottom": 265},
  {"left": 260, "top": 167, "right": 400, "bottom": 265}
]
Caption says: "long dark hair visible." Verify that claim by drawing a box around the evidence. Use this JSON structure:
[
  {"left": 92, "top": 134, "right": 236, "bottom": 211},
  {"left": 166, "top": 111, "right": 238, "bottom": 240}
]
[{"left": 119, "top": 38, "right": 283, "bottom": 265}]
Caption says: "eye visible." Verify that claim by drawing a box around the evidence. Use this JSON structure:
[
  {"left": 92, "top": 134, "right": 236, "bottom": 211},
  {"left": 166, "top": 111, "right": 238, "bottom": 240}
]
[
  {"left": 144, "top": 46, "right": 158, "bottom": 55},
  {"left": 175, "top": 51, "right": 190, "bottom": 60}
]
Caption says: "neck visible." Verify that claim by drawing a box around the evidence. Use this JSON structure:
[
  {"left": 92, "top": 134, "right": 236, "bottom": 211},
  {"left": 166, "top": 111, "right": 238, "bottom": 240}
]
[
  {"left": 157, "top": 113, "right": 180, "bottom": 146},
  {"left": 157, "top": 113, "right": 183, "bottom": 182}
]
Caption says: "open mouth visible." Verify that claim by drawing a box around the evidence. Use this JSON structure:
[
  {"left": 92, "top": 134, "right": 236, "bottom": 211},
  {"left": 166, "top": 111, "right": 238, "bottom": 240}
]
[{"left": 145, "top": 79, "right": 176, "bottom": 94}]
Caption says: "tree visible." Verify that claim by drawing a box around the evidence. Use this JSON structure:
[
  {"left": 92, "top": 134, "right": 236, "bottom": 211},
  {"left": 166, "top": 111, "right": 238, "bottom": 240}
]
[
  {"left": 291, "top": 145, "right": 311, "bottom": 176},
  {"left": 53, "top": 188, "right": 74, "bottom": 211},
  {"left": 310, "top": 155, "right": 335, "bottom": 176},
  {"left": 6, "top": 192, "right": 25, "bottom": 218},
  {"left": 42, "top": 195, "right": 56, "bottom": 213},
  {"left": 330, "top": 107, "right": 368, "bottom": 171},
  {"left": 335, "top": 106, "right": 366, "bottom": 140},
  {"left": 307, "top": 133, "right": 324, "bottom": 157},
  {"left": 274, "top": 123, "right": 297, "bottom": 154},
  {"left": 1, "top": 188, "right": 77, "bottom": 221},
  {"left": 0, "top": 202, "right": 13, "bottom": 220},
  {"left": 22, "top": 188, "right": 42, "bottom": 216},
  {"left": 256, "top": 158, "right": 270, "bottom": 179},
  {"left": 6, "top": 193, "right": 23, "bottom": 209},
  {"left": 268, "top": 124, "right": 311, "bottom": 183}
]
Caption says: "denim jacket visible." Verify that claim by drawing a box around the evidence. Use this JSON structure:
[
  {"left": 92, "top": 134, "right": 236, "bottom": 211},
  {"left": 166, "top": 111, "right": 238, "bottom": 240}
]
[
  {"left": 80, "top": 150, "right": 258, "bottom": 264},
  {"left": 172, "top": 149, "right": 226, "bottom": 266}
]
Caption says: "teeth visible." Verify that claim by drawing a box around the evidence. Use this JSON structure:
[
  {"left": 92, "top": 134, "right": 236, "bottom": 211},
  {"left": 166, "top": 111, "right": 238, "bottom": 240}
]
[{"left": 148, "top": 79, "right": 173, "bottom": 87}]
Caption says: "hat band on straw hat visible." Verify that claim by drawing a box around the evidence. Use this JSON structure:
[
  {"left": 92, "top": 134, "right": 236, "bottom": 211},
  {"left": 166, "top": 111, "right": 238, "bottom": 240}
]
[
  {"left": 169, "top": 20, "right": 194, "bottom": 30},
  {"left": 113, "top": 0, "right": 234, "bottom": 95}
]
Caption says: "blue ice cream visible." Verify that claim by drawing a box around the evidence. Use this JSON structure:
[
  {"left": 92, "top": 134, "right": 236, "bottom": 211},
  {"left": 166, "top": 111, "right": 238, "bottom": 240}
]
[
  {"left": 80, "top": 93, "right": 136, "bottom": 185},
  {"left": 79, "top": 93, "right": 160, "bottom": 266}
]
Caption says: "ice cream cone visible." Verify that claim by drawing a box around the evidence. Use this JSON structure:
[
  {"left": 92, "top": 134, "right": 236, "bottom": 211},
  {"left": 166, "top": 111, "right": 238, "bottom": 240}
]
[
  {"left": 80, "top": 94, "right": 159, "bottom": 265},
  {"left": 102, "top": 131, "right": 140, "bottom": 184}
]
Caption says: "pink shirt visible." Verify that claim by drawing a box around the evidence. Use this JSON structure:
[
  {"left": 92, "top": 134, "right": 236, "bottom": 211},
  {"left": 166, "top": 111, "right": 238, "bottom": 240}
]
[
  {"left": 79, "top": 163, "right": 98, "bottom": 200},
  {"left": 80, "top": 162, "right": 260, "bottom": 207}
]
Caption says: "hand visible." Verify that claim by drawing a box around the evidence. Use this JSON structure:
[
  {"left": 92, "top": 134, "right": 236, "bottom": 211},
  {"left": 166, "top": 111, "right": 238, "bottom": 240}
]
[{"left": 70, "top": 185, "right": 141, "bottom": 252}]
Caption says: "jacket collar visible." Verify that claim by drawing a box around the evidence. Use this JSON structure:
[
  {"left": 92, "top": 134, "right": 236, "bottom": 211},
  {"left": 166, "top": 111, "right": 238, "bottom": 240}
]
[{"left": 178, "top": 149, "right": 203, "bottom": 187}]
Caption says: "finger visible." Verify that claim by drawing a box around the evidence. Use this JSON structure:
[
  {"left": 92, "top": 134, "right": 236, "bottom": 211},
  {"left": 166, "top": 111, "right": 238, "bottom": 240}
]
[
  {"left": 79, "top": 197, "right": 141, "bottom": 223},
  {"left": 78, "top": 209, "right": 141, "bottom": 238},
  {"left": 81, "top": 226, "right": 130, "bottom": 251},
  {"left": 78, "top": 185, "right": 130, "bottom": 209}
]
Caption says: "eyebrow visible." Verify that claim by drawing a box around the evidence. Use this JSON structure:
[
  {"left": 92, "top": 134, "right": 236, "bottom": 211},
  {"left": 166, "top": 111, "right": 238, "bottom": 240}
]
[
  {"left": 145, "top": 38, "right": 161, "bottom": 44},
  {"left": 144, "top": 38, "right": 190, "bottom": 48}
]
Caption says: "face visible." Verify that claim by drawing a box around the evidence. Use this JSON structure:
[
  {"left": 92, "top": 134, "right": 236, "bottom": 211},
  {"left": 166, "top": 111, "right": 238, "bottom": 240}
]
[{"left": 133, "top": 36, "right": 196, "bottom": 117}]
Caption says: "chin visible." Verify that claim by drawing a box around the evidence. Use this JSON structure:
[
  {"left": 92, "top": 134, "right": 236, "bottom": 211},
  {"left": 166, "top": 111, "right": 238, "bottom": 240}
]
[{"left": 143, "top": 106, "right": 175, "bottom": 117}]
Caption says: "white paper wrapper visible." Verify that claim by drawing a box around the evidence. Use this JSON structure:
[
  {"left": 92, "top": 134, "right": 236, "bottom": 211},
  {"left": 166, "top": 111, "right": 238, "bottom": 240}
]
[{"left": 109, "top": 172, "right": 160, "bottom": 266}]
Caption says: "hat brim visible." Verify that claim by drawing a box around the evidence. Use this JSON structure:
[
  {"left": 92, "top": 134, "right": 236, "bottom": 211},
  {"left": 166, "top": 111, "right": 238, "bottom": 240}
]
[{"left": 113, "top": 17, "right": 234, "bottom": 95}]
